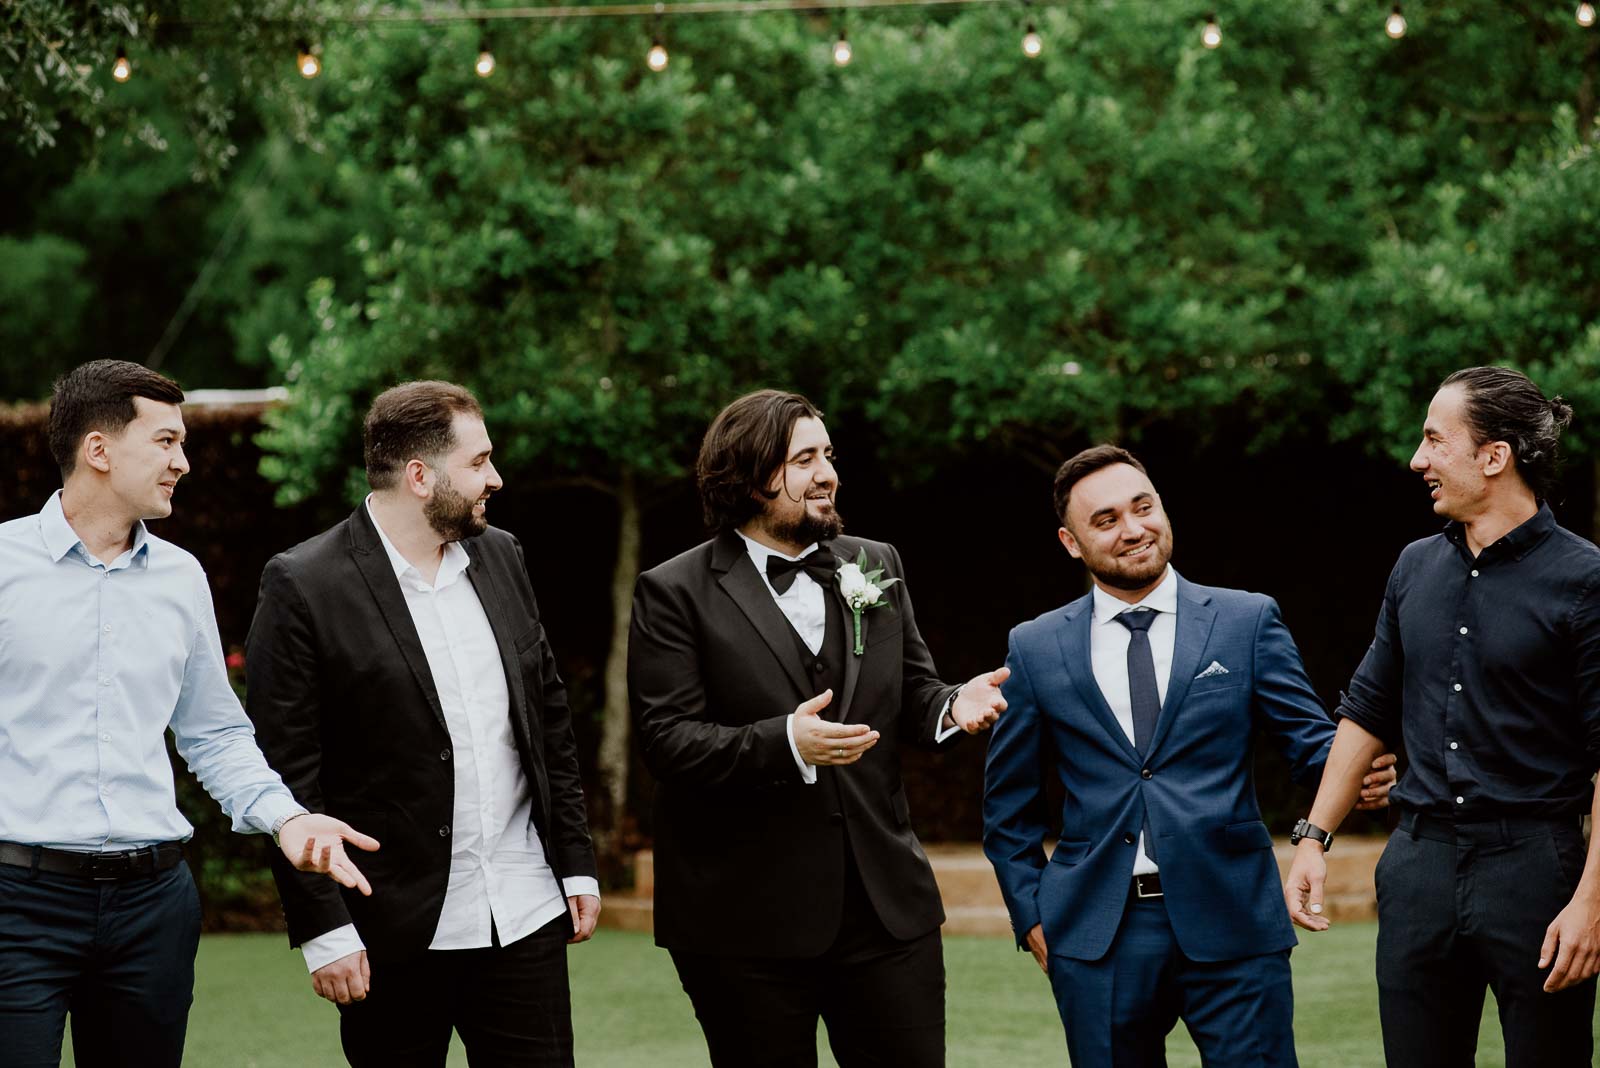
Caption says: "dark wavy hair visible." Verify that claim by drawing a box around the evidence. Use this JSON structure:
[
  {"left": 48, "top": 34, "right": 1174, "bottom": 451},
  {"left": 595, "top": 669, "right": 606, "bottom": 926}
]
[
  {"left": 1052, "top": 443, "right": 1148, "bottom": 525},
  {"left": 696, "top": 389, "right": 823, "bottom": 533},
  {"left": 1440, "top": 366, "right": 1573, "bottom": 499},
  {"left": 363, "top": 380, "right": 483, "bottom": 490},
  {"left": 49, "top": 360, "right": 185, "bottom": 476}
]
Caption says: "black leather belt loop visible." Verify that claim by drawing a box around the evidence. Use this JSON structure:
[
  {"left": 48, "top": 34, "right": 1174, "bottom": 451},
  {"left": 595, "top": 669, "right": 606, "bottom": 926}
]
[
  {"left": 1132, "top": 872, "right": 1163, "bottom": 899},
  {"left": 0, "top": 841, "right": 184, "bottom": 881}
]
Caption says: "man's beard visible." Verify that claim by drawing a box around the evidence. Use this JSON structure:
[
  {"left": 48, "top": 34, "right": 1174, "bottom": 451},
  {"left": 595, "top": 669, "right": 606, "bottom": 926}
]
[
  {"left": 1086, "top": 535, "right": 1172, "bottom": 591},
  {"left": 425, "top": 472, "right": 488, "bottom": 542},
  {"left": 769, "top": 500, "right": 844, "bottom": 546}
]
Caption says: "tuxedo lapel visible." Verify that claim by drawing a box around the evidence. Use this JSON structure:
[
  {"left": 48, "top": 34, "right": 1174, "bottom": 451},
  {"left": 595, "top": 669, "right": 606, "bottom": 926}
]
[
  {"left": 824, "top": 538, "right": 862, "bottom": 724},
  {"left": 1147, "top": 579, "right": 1217, "bottom": 758},
  {"left": 712, "top": 532, "right": 812, "bottom": 701},
  {"left": 347, "top": 508, "right": 449, "bottom": 736},
  {"left": 1056, "top": 598, "right": 1141, "bottom": 766},
  {"left": 463, "top": 542, "right": 535, "bottom": 757}
]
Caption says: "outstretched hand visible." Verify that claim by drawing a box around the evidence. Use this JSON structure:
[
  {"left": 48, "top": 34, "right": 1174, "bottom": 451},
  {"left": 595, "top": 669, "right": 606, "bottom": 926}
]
[
  {"left": 951, "top": 667, "right": 1010, "bottom": 734},
  {"left": 793, "top": 689, "right": 880, "bottom": 766},
  {"left": 279, "top": 814, "right": 380, "bottom": 896}
]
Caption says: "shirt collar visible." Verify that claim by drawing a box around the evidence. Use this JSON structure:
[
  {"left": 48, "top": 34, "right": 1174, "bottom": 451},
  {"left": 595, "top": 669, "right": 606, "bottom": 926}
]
[
  {"left": 39, "top": 489, "right": 150, "bottom": 568},
  {"left": 1442, "top": 501, "right": 1556, "bottom": 562},
  {"left": 1091, "top": 565, "right": 1178, "bottom": 624},
  {"left": 365, "top": 496, "right": 470, "bottom": 590},
  {"left": 735, "top": 529, "right": 820, "bottom": 570}
]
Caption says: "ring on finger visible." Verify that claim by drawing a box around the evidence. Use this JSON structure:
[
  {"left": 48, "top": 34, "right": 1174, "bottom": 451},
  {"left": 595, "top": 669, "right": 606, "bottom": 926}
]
[{"left": 834, "top": 747, "right": 844, "bottom": 758}]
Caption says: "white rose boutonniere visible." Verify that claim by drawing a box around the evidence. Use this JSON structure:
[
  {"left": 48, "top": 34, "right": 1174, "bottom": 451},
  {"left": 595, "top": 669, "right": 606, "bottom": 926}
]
[{"left": 836, "top": 549, "right": 901, "bottom": 655}]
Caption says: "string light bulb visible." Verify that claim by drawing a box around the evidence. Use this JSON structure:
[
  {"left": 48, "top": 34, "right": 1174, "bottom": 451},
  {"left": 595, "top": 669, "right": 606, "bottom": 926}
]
[
  {"left": 111, "top": 46, "right": 132, "bottom": 83},
  {"left": 475, "top": 42, "right": 496, "bottom": 77},
  {"left": 1201, "top": 13, "right": 1222, "bottom": 49},
  {"left": 647, "top": 37, "right": 669, "bottom": 71},
  {"left": 1021, "top": 22, "right": 1042, "bottom": 58},
  {"left": 832, "top": 30, "right": 852, "bottom": 66},
  {"left": 1579, "top": 2, "right": 1597, "bottom": 27},
  {"left": 296, "top": 40, "right": 321, "bottom": 79},
  {"left": 1385, "top": 5, "right": 1407, "bottom": 38}
]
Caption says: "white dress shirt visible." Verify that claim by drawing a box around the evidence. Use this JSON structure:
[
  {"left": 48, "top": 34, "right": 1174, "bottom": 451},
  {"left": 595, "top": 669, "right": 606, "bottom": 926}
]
[
  {"left": 1088, "top": 565, "right": 1178, "bottom": 876},
  {"left": 299, "top": 502, "right": 598, "bottom": 972},
  {"left": 0, "top": 491, "right": 302, "bottom": 851},
  {"left": 735, "top": 532, "right": 959, "bottom": 787}
]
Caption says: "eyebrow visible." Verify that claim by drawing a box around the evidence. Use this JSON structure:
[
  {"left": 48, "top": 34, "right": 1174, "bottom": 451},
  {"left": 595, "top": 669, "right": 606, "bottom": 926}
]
[
  {"left": 152, "top": 426, "right": 186, "bottom": 438},
  {"left": 1087, "top": 492, "right": 1152, "bottom": 523},
  {"left": 788, "top": 443, "right": 831, "bottom": 462}
]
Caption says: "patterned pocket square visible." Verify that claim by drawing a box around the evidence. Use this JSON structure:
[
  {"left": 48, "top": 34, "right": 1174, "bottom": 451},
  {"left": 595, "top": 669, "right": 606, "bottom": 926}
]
[{"left": 1194, "top": 660, "right": 1230, "bottom": 680}]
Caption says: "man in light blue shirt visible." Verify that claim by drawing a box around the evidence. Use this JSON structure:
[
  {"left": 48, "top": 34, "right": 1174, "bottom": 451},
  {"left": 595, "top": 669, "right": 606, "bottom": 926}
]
[{"left": 0, "top": 359, "right": 378, "bottom": 1068}]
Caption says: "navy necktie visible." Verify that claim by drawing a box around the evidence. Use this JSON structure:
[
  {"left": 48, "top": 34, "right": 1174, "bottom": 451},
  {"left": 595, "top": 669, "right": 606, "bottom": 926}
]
[{"left": 1114, "top": 609, "right": 1161, "bottom": 754}]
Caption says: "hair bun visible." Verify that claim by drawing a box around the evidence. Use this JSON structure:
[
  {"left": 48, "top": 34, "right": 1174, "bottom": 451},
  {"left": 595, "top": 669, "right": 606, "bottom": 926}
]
[{"left": 1551, "top": 395, "right": 1575, "bottom": 429}]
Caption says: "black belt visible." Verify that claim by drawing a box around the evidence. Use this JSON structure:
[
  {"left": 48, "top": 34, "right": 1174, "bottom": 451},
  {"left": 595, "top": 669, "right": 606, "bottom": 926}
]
[
  {"left": 0, "top": 841, "right": 185, "bottom": 880},
  {"left": 1399, "top": 811, "right": 1579, "bottom": 845},
  {"left": 1132, "top": 872, "right": 1163, "bottom": 899}
]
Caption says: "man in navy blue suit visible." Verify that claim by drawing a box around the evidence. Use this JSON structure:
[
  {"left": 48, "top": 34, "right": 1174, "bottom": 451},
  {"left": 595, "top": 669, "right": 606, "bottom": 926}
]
[{"left": 982, "top": 444, "right": 1395, "bottom": 1066}]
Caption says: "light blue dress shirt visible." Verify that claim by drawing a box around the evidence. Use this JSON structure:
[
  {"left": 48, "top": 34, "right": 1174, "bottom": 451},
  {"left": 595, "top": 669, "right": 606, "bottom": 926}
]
[{"left": 0, "top": 491, "right": 303, "bottom": 851}]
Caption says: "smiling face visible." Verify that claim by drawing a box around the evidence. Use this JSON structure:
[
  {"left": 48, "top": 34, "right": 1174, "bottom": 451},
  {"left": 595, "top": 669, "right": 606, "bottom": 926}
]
[
  {"left": 96, "top": 397, "right": 190, "bottom": 522},
  {"left": 752, "top": 415, "right": 842, "bottom": 548},
  {"left": 1059, "top": 462, "right": 1173, "bottom": 598},
  {"left": 1410, "top": 385, "right": 1496, "bottom": 522},
  {"left": 422, "top": 413, "right": 502, "bottom": 541}
]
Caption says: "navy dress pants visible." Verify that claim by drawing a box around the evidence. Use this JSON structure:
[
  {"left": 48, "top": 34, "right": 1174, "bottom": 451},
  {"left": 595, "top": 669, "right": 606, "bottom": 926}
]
[
  {"left": 1049, "top": 894, "right": 1296, "bottom": 1068},
  {"left": 0, "top": 860, "right": 201, "bottom": 1068},
  {"left": 1375, "top": 812, "right": 1596, "bottom": 1068}
]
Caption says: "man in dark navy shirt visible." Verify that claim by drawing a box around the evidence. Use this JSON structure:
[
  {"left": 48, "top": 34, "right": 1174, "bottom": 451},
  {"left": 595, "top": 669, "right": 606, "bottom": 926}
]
[{"left": 1284, "top": 366, "right": 1600, "bottom": 1067}]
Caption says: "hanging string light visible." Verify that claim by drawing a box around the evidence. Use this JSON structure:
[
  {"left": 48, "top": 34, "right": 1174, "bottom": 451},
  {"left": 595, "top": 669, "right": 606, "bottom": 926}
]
[
  {"left": 832, "top": 29, "right": 853, "bottom": 65},
  {"left": 296, "top": 39, "right": 321, "bottom": 79},
  {"left": 475, "top": 24, "right": 497, "bottom": 76},
  {"left": 647, "top": 35, "right": 669, "bottom": 70},
  {"left": 1579, "top": 2, "right": 1597, "bottom": 27},
  {"left": 1021, "top": 22, "right": 1042, "bottom": 57},
  {"left": 1384, "top": 4, "right": 1407, "bottom": 39},
  {"left": 1201, "top": 12, "right": 1222, "bottom": 49},
  {"left": 112, "top": 46, "right": 132, "bottom": 82}
]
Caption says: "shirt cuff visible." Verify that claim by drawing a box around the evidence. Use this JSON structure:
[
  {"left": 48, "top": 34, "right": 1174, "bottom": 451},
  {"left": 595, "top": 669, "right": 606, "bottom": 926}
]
[
  {"left": 250, "top": 792, "right": 308, "bottom": 840},
  {"left": 933, "top": 689, "right": 962, "bottom": 744},
  {"left": 786, "top": 713, "right": 818, "bottom": 785},
  {"left": 301, "top": 924, "right": 365, "bottom": 974},
  {"left": 562, "top": 876, "right": 601, "bottom": 900}
]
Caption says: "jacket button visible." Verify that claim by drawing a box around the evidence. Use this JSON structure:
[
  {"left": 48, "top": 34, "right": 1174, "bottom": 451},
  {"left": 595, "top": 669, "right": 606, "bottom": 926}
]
[
  {"left": 438, "top": 825, "right": 450, "bottom": 837},
  {"left": 1123, "top": 832, "right": 1136, "bottom": 845},
  {"left": 440, "top": 748, "right": 452, "bottom": 761},
  {"left": 1141, "top": 768, "right": 1153, "bottom": 780},
  {"left": 829, "top": 812, "right": 844, "bottom": 826}
]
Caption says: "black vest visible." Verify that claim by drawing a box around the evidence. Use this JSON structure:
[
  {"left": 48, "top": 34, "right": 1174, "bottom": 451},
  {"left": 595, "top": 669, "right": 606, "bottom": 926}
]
[{"left": 783, "top": 583, "right": 847, "bottom": 709}]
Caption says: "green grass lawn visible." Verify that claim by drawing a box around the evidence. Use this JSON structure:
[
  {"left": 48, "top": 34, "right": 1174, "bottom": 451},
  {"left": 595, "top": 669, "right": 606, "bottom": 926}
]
[{"left": 61, "top": 924, "right": 1571, "bottom": 1066}]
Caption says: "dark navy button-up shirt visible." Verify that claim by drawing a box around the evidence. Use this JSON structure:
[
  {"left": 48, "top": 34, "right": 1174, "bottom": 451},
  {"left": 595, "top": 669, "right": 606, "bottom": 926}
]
[{"left": 1337, "top": 503, "right": 1600, "bottom": 819}]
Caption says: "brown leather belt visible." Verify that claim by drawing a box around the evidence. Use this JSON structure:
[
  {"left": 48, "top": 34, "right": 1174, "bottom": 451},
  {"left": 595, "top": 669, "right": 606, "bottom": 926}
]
[{"left": 0, "top": 841, "right": 185, "bottom": 880}]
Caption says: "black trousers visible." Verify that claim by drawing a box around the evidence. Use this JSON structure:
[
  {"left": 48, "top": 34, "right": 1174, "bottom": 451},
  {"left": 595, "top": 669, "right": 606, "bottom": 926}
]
[
  {"left": 0, "top": 859, "right": 201, "bottom": 1068},
  {"left": 669, "top": 855, "right": 945, "bottom": 1068},
  {"left": 1375, "top": 811, "right": 1596, "bottom": 1068},
  {"left": 336, "top": 913, "right": 573, "bottom": 1067}
]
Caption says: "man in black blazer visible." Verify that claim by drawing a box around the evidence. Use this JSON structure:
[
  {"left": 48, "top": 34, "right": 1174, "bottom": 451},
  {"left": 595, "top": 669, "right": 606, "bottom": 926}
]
[
  {"left": 628, "top": 389, "right": 1009, "bottom": 1067},
  {"left": 245, "top": 381, "right": 599, "bottom": 1067}
]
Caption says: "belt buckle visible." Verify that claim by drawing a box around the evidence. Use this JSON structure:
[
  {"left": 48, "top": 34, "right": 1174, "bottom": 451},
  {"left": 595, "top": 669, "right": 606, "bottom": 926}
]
[
  {"left": 1134, "top": 874, "right": 1163, "bottom": 899},
  {"left": 85, "top": 850, "right": 136, "bottom": 880}
]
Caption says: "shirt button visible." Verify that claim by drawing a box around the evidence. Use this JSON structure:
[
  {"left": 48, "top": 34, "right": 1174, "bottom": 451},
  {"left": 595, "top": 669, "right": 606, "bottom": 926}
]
[
  {"left": 438, "top": 824, "right": 451, "bottom": 837},
  {"left": 1453, "top": 683, "right": 1463, "bottom": 692},
  {"left": 100, "top": 733, "right": 111, "bottom": 742},
  {"left": 1449, "top": 741, "right": 1459, "bottom": 750},
  {"left": 813, "top": 662, "right": 826, "bottom": 674},
  {"left": 440, "top": 748, "right": 452, "bottom": 761},
  {"left": 102, "top": 624, "right": 112, "bottom": 633},
  {"left": 1470, "top": 570, "right": 1479, "bottom": 577},
  {"left": 1459, "top": 627, "right": 1468, "bottom": 635},
  {"left": 99, "top": 677, "right": 110, "bottom": 687},
  {"left": 1123, "top": 832, "right": 1137, "bottom": 845},
  {"left": 1141, "top": 768, "right": 1153, "bottom": 780},
  {"left": 1455, "top": 796, "right": 1465, "bottom": 805}
]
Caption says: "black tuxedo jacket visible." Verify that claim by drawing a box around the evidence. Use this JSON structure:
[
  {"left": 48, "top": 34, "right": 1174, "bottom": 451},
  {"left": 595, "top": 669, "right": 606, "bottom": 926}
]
[
  {"left": 244, "top": 505, "right": 596, "bottom": 963},
  {"left": 628, "top": 529, "right": 961, "bottom": 958}
]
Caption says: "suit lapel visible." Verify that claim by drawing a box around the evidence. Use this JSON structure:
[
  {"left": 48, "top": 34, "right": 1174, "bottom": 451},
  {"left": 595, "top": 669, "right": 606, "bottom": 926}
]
[
  {"left": 823, "top": 538, "right": 861, "bottom": 724},
  {"left": 348, "top": 507, "right": 449, "bottom": 736},
  {"left": 1146, "top": 579, "right": 1217, "bottom": 758},
  {"left": 712, "top": 532, "right": 812, "bottom": 701},
  {"left": 464, "top": 542, "right": 535, "bottom": 757},
  {"left": 1056, "top": 597, "right": 1141, "bottom": 766}
]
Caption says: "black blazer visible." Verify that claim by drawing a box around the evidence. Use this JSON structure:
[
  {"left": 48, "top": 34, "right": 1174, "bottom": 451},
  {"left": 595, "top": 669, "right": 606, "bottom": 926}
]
[
  {"left": 628, "top": 529, "right": 961, "bottom": 958},
  {"left": 244, "top": 505, "right": 596, "bottom": 962}
]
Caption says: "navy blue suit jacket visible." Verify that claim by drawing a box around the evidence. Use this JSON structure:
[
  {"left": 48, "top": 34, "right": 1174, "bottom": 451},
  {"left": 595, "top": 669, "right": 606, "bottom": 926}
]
[{"left": 982, "top": 575, "right": 1334, "bottom": 964}]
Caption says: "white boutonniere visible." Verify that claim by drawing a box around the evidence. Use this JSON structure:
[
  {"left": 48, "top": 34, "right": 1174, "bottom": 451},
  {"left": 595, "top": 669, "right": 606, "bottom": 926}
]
[{"left": 836, "top": 549, "right": 901, "bottom": 655}]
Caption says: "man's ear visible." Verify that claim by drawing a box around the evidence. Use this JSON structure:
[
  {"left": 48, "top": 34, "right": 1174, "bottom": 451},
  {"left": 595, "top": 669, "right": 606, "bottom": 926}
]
[
  {"left": 402, "top": 458, "right": 432, "bottom": 499},
  {"left": 1058, "top": 526, "right": 1083, "bottom": 560},
  {"left": 81, "top": 431, "right": 112, "bottom": 474},
  {"left": 1480, "top": 440, "right": 1513, "bottom": 478}
]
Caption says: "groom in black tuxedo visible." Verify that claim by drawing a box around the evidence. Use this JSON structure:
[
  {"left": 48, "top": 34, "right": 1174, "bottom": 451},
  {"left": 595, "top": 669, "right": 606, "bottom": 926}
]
[{"left": 628, "top": 389, "right": 1009, "bottom": 1067}]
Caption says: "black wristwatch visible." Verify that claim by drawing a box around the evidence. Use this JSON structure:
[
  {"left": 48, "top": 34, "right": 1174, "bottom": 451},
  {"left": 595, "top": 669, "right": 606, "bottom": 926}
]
[{"left": 1290, "top": 818, "right": 1334, "bottom": 852}]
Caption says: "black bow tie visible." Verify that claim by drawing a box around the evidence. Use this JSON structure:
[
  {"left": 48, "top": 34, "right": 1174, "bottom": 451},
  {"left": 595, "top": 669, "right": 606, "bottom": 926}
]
[{"left": 766, "top": 549, "right": 837, "bottom": 595}]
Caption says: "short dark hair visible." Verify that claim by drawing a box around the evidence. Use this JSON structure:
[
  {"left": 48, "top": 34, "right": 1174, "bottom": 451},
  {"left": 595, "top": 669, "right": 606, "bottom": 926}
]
[
  {"left": 1440, "top": 366, "right": 1573, "bottom": 499},
  {"left": 1052, "top": 444, "right": 1148, "bottom": 525},
  {"left": 363, "top": 381, "right": 483, "bottom": 490},
  {"left": 48, "top": 360, "right": 185, "bottom": 477},
  {"left": 696, "top": 389, "right": 823, "bottom": 533}
]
